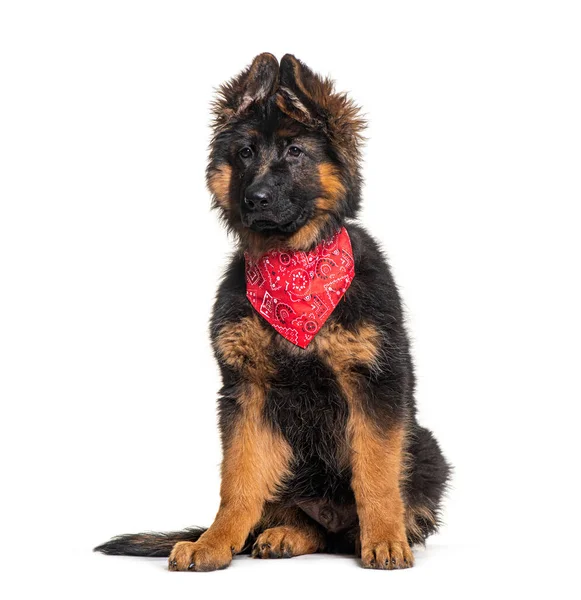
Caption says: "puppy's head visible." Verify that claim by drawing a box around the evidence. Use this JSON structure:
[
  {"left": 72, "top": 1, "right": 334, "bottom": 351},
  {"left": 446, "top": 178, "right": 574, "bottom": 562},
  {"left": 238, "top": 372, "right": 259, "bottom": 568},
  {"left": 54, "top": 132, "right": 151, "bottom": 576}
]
[{"left": 207, "top": 53, "right": 366, "bottom": 254}]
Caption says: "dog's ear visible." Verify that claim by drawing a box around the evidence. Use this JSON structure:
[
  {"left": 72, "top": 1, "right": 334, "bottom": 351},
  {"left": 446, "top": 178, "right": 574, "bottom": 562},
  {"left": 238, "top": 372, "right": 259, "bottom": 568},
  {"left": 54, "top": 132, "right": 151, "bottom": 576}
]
[
  {"left": 240, "top": 53, "right": 279, "bottom": 110},
  {"left": 213, "top": 53, "right": 279, "bottom": 129},
  {"left": 276, "top": 54, "right": 332, "bottom": 125},
  {"left": 278, "top": 54, "right": 366, "bottom": 173}
]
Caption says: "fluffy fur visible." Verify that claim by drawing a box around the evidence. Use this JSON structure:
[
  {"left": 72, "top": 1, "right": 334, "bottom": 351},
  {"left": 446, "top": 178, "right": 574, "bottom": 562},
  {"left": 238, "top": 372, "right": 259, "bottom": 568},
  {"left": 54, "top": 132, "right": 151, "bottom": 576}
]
[{"left": 95, "top": 53, "right": 450, "bottom": 571}]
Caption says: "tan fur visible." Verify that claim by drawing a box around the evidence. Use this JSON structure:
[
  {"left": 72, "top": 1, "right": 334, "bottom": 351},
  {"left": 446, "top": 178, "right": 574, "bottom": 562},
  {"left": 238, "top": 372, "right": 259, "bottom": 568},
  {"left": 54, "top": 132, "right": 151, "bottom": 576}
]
[
  {"left": 215, "top": 314, "right": 275, "bottom": 383},
  {"left": 316, "top": 162, "right": 346, "bottom": 211},
  {"left": 252, "top": 504, "right": 325, "bottom": 558},
  {"left": 169, "top": 382, "right": 292, "bottom": 571},
  {"left": 208, "top": 158, "right": 344, "bottom": 255},
  {"left": 243, "top": 213, "right": 331, "bottom": 256},
  {"left": 275, "top": 127, "right": 303, "bottom": 139},
  {"left": 405, "top": 503, "right": 437, "bottom": 545},
  {"left": 275, "top": 90, "right": 312, "bottom": 125},
  {"left": 244, "top": 161, "right": 345, "bottom": 253},
  {"left": 313, "top": 321, "right": 381, "bottom": 370},
  {"left": 313, "top": 320, "right": 413, "bottom": 569},
  {"left": 286, "top": 214, "right": 330, "bottom": 251},
  {"left": 348, "top": 419, "right": 414, "bottom": 569},
  {"left": 313, "top": 321, "right": 380, "bottom": 470},
  {"left": 252, "top": 525, "right": 323, "bottom": 558},
  {"left": 207, "top": 164, "right": 232, "bottom": 208}
]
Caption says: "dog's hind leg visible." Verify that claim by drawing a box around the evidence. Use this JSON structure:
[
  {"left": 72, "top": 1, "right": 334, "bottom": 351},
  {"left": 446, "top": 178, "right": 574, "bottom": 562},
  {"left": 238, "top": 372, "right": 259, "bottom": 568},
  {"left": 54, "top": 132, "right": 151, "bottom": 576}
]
[
  {"left": 403, "top": 424, "right": 451, "bottom": 546},
  {"left": 251, "top": 503, "right": 326, "bottom": 559}
]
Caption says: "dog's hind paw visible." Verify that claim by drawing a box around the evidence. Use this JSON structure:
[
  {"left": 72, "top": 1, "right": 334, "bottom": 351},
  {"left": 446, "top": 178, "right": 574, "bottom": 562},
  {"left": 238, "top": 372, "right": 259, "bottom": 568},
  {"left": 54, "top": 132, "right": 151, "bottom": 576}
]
[{"left": 251, "top": 526, "right": 321, "bottom": 559}]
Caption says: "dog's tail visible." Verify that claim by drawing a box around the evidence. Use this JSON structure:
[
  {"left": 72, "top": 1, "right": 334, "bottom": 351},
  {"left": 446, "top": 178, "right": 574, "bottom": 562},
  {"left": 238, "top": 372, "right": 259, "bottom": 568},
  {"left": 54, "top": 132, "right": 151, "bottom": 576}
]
[{"left": 94, "top": 527, "right": 207, "bottom": 557}]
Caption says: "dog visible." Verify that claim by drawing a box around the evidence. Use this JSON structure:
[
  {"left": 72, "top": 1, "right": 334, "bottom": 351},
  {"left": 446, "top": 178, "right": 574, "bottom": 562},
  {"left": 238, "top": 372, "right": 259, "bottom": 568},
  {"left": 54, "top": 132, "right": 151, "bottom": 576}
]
[{"left": 95, "top": 53, "right": 450, "bottom": 571}]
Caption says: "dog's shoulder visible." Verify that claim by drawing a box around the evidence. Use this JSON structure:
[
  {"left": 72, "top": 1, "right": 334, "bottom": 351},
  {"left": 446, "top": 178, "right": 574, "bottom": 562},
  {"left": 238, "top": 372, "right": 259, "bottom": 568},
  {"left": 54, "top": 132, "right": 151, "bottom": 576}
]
[
  {"left": 210, "top": 251, "right": 251, "bottom": 334},
  {"left": 342, "top": 222, "right": 405, "bottom": 326}
]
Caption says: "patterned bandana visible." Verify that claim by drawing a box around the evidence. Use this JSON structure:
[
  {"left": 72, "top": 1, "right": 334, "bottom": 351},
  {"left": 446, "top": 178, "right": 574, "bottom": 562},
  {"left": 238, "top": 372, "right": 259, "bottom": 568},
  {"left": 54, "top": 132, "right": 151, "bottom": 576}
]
[{"left": 245, "top": 227, "right": 355, "bottom": 348}]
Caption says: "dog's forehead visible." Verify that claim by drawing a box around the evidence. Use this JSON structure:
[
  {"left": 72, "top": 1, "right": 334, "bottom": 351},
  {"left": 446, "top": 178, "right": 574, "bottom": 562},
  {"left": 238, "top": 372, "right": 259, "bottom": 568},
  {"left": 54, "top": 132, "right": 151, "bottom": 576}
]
[{"left": 234, "top": 107, "right": 308, "bottom": 140}]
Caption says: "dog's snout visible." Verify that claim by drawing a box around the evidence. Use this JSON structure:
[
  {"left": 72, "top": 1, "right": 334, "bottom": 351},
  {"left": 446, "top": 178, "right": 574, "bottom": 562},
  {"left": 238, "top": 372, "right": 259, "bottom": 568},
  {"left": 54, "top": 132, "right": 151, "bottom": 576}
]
[{"left": 244, "top": 185, "right": 271, "bottom": 211}]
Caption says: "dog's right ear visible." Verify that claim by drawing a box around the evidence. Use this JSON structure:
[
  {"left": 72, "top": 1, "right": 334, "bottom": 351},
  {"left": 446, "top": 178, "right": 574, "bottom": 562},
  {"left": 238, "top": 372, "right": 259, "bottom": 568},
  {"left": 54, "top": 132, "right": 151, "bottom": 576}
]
[{"left": 212, "top": 53, "right": 279, "bottom": 130}]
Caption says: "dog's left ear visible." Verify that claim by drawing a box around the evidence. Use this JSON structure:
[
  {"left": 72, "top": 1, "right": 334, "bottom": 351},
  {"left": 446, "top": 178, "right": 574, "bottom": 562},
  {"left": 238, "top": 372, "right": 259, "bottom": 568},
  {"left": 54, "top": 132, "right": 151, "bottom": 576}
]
[
  {"left": 276, "top": 54, "right": 332, "bottom": 126},
  {"left": 277, "top": 55, "right": 366, "bottom": 161}
]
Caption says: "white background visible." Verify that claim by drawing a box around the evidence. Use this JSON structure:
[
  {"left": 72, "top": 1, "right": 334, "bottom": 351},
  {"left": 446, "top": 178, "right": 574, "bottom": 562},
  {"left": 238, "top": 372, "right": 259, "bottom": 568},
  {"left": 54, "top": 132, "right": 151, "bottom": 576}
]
[{"left": 1, "top": 1, "right": 580, "bottom": 598}]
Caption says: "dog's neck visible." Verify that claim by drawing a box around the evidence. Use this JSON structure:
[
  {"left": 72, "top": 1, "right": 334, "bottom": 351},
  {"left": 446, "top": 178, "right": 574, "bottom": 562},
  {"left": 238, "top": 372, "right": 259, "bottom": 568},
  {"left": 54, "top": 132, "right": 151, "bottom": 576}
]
[
  {"left": 244, "top": 226, "right": 355, "bottom": 348},
  {"left": 239, "top": 214, "right": 346, "bottom": 258}
]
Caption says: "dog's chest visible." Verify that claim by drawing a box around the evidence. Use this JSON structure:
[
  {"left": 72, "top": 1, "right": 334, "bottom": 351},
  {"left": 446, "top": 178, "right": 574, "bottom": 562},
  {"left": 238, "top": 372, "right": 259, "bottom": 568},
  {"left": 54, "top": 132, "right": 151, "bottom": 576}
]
[
  {"left": 266, "top": 328, "right": 348, "bottom": 427},
  {"left": 217, "top": 313, "right": 379, "bottom": 447},
  {"left": 264, "top": 341, "right": 352, "bottom": 498},
  {"left": 216, "top": 314, "right": 380, "bottom": 498}
]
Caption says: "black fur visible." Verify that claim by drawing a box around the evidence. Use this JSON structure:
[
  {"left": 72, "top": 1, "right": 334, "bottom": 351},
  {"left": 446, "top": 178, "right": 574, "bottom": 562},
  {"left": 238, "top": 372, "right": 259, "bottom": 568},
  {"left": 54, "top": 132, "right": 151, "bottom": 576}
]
[
  {"left": 94, "top": 53, "right": 450, "bottom": 563},
  {"left": 94, "top": 528, "right": 206, "bottom": 557}
]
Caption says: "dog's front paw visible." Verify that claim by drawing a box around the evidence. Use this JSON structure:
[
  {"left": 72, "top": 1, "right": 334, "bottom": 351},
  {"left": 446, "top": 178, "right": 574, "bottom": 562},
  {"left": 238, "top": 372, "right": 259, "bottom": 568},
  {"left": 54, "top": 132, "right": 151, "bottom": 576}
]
[
  {"left": 360, "top": 539, "right": 414, "bottom": 570},
  {"left": 168, "top": 540, "right": 234, "bottom": 572}
]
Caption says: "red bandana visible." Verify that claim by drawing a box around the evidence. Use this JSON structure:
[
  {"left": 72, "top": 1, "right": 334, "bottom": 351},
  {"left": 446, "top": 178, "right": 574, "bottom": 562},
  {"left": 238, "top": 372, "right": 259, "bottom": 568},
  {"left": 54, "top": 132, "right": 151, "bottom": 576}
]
[{"left": 245, "top": 227, "right": 355, "bottom": 348}]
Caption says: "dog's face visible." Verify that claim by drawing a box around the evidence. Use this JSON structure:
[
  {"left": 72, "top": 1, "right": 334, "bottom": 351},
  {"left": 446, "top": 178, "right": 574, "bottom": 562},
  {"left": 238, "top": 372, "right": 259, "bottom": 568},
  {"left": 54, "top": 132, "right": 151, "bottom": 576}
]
[
  {"left": 234, "top": 118, "right": 330, "bottom": 236},
  {"left": 207, "top": 54, "right": 365, "bottom": 253}
]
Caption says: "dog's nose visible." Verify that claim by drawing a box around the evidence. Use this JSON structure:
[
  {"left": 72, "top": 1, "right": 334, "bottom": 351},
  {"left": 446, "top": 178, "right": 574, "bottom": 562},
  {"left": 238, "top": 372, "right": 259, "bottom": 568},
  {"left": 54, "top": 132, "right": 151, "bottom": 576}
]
[{"left": 244, "top": 186, "right": 271, "bottom": 211}]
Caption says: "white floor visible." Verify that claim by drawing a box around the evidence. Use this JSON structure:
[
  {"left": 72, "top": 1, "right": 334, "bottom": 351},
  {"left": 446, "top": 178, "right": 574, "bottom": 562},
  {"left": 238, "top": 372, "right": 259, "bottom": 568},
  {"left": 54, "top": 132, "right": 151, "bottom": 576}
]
[{"left": 11, "top": 541, "right": 571, "bottom": 600}]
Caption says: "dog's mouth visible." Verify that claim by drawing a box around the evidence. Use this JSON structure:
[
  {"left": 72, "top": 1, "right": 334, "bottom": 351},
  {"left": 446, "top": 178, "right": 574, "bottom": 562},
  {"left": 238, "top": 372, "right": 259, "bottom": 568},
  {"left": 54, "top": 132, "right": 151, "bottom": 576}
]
[
  {"left": 243, "top": 205, "right": 312, "bottom": 235},
  {"left": 250, "top": 219, "right": 282, "bottom": 231}
]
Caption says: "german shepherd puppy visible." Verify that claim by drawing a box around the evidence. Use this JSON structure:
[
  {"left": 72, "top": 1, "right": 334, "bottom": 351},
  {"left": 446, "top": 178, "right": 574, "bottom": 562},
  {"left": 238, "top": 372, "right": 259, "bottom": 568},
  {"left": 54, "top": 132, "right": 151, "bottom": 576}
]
[{"left": 95, "top": 53, "right": 450, "bottom": 571}]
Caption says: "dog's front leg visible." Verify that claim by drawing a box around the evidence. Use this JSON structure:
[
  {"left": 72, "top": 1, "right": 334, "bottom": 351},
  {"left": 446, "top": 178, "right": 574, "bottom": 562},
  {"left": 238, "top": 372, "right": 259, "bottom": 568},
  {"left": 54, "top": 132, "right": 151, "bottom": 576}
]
[
  {"left": 168, "top": 382, "right": 291, "bottom": 572},
  {"left": 348, "top": 411, "right": 414, "bottom": 570}
]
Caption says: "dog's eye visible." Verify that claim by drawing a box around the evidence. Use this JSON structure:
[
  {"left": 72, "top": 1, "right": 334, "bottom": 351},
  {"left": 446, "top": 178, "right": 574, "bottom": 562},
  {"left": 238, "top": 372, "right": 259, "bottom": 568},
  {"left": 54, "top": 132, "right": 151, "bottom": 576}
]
[
  {"left": 287, "top": 146, "right": 303, "bottom": 157},
  {"left": 239, "top": 147, "right": 253, "bottom": 159}
]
